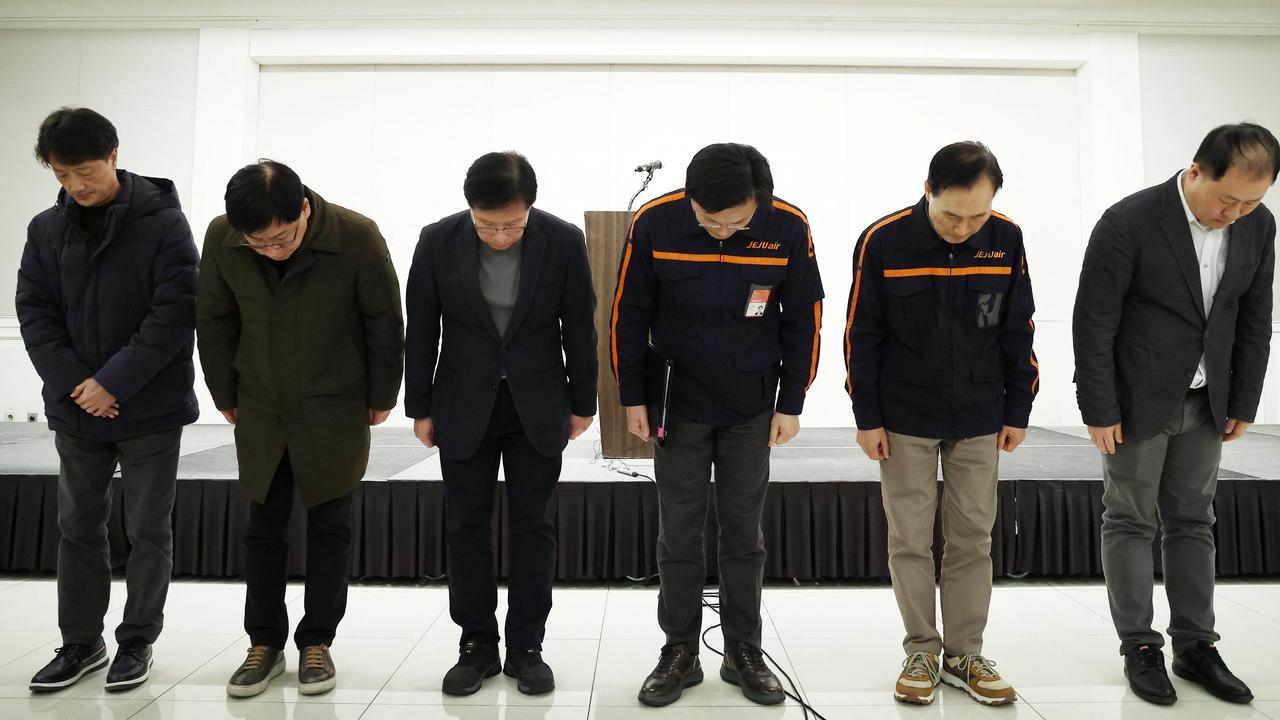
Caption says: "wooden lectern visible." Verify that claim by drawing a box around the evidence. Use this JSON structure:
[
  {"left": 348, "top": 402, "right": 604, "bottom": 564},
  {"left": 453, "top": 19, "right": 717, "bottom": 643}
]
[{"left": 585, "top": 210, "right": 653, "bottom": 460}]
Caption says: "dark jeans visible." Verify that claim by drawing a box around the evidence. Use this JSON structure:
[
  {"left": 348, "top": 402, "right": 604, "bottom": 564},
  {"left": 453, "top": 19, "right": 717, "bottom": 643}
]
[
  {"left": 1101, "top": 387, "right": 1223, "bottom": 655},
  {"left": 243, "top": 451, "right": 353, "bottom": 650},
  {"left": 441, "top": 381, "right": 561, "bottom": 651},
  {"left": 55, "top": 428, "right": 182, "bottom": 646},
  {"left": 653, "top": 411, "right": 772, "bottom": 654}
]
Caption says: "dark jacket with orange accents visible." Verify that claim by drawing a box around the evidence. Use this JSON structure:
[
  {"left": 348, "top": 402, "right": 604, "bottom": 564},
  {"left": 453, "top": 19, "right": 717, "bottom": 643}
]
[
  {"left": 610, "top": 190, "right": 824, "bottom": 426},
  {"left": 843, "top": 195, "right": 1038, "bottom": 438}
]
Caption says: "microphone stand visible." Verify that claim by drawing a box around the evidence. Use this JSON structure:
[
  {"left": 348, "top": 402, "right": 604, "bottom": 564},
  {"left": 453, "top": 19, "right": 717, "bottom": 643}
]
[{"left": 628, "top": 166, "right": 659, "bottom": 213}]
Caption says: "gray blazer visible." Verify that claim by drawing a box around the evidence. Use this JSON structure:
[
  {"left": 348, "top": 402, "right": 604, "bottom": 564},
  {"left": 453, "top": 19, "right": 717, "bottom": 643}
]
[{"left": 1073, "top": 173, "right": 1276, "bottom": 441}]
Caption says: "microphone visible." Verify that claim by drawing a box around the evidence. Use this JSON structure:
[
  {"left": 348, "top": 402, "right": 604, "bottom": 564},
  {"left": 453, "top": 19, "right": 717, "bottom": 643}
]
[{"left": 634, "top": 160, "right": 663, "bottom": 173}]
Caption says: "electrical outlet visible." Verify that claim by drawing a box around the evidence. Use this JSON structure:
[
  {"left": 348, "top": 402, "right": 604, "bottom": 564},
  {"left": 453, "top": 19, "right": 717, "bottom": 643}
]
[
  {"left": 3, "top": 412, "right": 14, "bottom": 422},
  {"left": 27, "top": 413, "right": 38, "bottom": 422}
]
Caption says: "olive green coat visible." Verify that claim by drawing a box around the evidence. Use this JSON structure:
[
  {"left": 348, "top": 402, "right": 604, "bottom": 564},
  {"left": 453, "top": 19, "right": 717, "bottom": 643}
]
[{"left": 196, "top": 190, "right": 404, "bottom": 506}]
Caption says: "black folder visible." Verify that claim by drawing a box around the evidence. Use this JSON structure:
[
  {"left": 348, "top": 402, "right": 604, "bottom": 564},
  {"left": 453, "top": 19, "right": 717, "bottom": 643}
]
[{"left": 644, "top": 343, "right": 673, "bottom": 447}]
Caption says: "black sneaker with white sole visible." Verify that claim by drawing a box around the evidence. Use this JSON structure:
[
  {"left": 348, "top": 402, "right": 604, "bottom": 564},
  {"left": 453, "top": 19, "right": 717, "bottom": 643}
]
[
  {"left": 105, "top": 639, "right": 153, "bottom": 692},
  {"left": 29, "top": 639, "right": 109, "bottom": 693}
]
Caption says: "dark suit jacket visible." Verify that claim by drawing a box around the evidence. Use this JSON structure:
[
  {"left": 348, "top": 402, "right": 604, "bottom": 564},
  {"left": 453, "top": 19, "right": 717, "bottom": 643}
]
[
  {"left": 404, "top": 207, "right": 598, "bottom": 460},
  {"left": 1073, "top": 173, "right": 1275, "bottom": 441}
]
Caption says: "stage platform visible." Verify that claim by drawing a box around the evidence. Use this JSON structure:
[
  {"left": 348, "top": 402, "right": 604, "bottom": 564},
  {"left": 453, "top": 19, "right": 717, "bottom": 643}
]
[{"left": 1, "top": 424, "right": 1277, "bottom": 581}]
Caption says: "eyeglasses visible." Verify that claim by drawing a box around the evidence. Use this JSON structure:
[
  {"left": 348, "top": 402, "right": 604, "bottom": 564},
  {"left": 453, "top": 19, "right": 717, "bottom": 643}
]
[
  {"left": 697, "top": 222, "right": 751, "bottom": 233},
  {"left": 472, "top": 211, "right": 529, "bottom": 238},
  {"left": 241, "top": 223, "right": 302, "bottom": 251}
]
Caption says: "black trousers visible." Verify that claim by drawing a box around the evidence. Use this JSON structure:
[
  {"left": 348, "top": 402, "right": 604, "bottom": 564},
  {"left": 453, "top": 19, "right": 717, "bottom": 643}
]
[
  {"left": 654, "top": 411, "right": 772, "bottom": 654},
  {"left": 243, "top": 451, "right": 353, "bottom": 650},
  {"left": 441, "top": 381, "right": 561, "bottom": 651}
]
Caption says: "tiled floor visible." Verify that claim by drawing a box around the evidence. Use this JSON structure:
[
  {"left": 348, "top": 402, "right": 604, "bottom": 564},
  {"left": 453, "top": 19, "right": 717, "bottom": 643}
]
[{"left": 0, "top": 576, "right": 1276, "bottom": 719}]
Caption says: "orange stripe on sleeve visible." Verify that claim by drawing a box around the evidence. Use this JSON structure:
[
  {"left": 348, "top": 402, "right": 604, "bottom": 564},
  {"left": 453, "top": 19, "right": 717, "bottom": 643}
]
[
  {"left": 772, "top": 199, "right": 815, "bottom": 258},
  {"left": 844, "top": 208, "right": 913, "bottom": 395},
  {"left": 991, "top": 210, "right": 1019, "bottom": 227},
  {"left": 807, "top": 300, "right": 822, "bottom": 391},
  {"left": 610, "top": 191, "right": 686, "bottom": 381}
]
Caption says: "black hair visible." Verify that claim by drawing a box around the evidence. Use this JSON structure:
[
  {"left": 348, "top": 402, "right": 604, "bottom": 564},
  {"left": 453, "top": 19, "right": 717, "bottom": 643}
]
[
  {"left": 684, "top": 143, "right": 774, "bottom": 213},
  {"left": 1193, "top": 122, "right": 1280, "bottom": 183},
  {"left": 927, "top": 141, "right": 1004, "bottom": 194},
  {"left": 463, "top": 151, "right": 537, "bottom": 210},
  {"left": 224, "top": 159, "right": 306, "bottom": 234},
  {"left": 34, "top": 107, "right": 118, "bottom": 167}
]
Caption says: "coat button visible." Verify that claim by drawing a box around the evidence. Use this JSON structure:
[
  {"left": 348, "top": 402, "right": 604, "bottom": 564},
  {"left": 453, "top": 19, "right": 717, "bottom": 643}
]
[{"left": 490, "top": 384, "right": 498, "bottom": 391}]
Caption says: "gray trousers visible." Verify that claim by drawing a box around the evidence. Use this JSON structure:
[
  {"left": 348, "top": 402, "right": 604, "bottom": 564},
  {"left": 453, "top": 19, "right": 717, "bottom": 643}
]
[
  {"left": 55, "top": 428, "right": 182, "bottom": 646},
  {"left": 1101, "top": 388, "right": 1221, "bottom": 655},
  {"left": 653, "top": 411, "right": 772, "bottom": 654}
]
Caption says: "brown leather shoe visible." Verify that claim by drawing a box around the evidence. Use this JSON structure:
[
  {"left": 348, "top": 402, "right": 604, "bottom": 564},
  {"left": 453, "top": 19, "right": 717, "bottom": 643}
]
[
  {"left": 720, "top": 644, "right": 784, "bottom": 705},
  {"left": 298, "top": 644, "right": 336, "bottom": 696},
  {"left": 226, "top": 645, "right": 284, "bottom": 698},
  {"left": 637, "top": 645, "right": 703, "bottom": 707}
]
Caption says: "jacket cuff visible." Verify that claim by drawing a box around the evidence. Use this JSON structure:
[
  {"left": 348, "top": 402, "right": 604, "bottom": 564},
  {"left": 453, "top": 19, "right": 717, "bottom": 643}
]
[
  {"left": 852, "top": 399, "right": 883, "bottom": 430},
  {"left": 775, "top": 386, "right": 805, "bottom": 416},
  {"left": 404, "top": 395, "right": 431, "bottom": 419},
  {"left": 618, "top": 374, "right": 645, "bottom": 407}
]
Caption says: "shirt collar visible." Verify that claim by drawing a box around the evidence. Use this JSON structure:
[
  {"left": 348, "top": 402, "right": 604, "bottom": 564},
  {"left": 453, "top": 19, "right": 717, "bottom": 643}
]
[{"left": 1176, "top": 169, "right": 1214, "bottom": 233}]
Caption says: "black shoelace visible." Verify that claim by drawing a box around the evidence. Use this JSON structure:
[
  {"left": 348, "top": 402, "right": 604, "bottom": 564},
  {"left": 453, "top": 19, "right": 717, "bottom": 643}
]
[
  {"left": 1134, "top": 648, "right": 1165, "bottom": 671},
  {"left": 1195, "top": 644, "right": 1226, "bottom": 668},
  {"left": 656, "top": 647, "right": 688, "bottom": 673},
  {"left": 736, "top": 645, "right": 767, "bottom": 673},
  {"left": 55, "top": 644, "right": 90, "bottom": 662},
  {"left": 119, "top": 641, "right": 148, "bottom": 662}
]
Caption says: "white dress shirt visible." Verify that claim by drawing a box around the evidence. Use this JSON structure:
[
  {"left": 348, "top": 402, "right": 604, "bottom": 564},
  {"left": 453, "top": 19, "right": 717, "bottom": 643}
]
[{"left": 1175, "top": 170, "right": 1229, "bottom": 389}]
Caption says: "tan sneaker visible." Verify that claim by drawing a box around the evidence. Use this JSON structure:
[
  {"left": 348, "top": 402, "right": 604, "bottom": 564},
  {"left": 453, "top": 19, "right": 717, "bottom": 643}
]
[
  {"left": 298, "top": 644, "right": 336, "bottom": 696},
  {"left": 941, "top": 652, "right": 1016, "bottom": 705},
  {"left": 894, "top": 650, "right": 940, "bottom": 704}
]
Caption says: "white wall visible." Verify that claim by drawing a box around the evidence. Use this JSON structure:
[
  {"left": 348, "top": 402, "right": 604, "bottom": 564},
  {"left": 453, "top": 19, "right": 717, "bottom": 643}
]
[
  {"left": 1, "top": 19, "right": 1278, "bottom": 429},
  {"left": 0, "top": 29, "right": 198, "bottom": 424},
  {"left": 252, "top": 62, "right": 1083, "bottom": 428}
]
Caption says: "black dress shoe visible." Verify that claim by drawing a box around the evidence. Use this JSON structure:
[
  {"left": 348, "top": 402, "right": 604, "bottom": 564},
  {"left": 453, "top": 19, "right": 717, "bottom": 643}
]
[
  {"left": 442, "top": 640, "right": 500, "bottom": 696},
  {"left": 637, "top": 645, "right": 703, "bottom": 707},
  {"left": 503, "top": 648, "right": 555, "bottom": 695},
  {"left": 1173, "top": 642, "right": 1254, "bottom": 704},
  {"left": 105, "top": 639, "right": 153, "bottom": 692},
  {"left": 1124, "top": 645, "right": 1177, "bottom": 705},
  {"left": 720, "top": 644, "right": 785, "bottom": 705},
  {"left": 29, "top": 638, "right": 109, "bottom": 693}
]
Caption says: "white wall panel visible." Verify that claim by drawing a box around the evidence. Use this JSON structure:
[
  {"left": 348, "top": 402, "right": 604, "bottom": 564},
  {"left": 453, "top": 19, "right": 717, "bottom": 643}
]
[{"left": 255, "top": 63, "right": 1082, "bottom": 427}]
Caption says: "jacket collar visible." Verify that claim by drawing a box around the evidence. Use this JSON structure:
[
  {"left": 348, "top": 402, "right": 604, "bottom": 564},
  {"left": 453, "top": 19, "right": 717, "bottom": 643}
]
[
  {"left": 908, "top": 194, "right": 995, "bottom": 255},
  {"left": 222, "top": 187, "right": 341, "bottom": 252}
]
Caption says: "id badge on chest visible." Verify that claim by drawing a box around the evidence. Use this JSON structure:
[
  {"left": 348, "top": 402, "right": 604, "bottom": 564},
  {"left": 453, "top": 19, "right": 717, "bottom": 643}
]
[{"left": 744, "top": 283, "right": 773, "bottom": 318}]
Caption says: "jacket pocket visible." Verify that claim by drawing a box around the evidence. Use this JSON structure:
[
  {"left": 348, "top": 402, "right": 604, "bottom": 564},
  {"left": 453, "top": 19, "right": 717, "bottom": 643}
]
[
  {"left": 654, "top": 259, "right": 704, "bottom": 308},
  {"left": 967, "top": 275, "right": 1010, "bottom": 330},
  {"left": 884, "top": 277, "right": 934, "bottom": 330}
]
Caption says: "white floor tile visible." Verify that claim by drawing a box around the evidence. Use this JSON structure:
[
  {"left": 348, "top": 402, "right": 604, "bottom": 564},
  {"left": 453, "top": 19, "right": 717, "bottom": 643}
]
[
  {"left": 0, "top": 697, "right": 149, "bottom": 719},
  {"left": 589, "top": 637, "right": 800, "bottom": 708},
  {"left": 1049, "top": 582, "right": 1280, "bottom": 636},
  {"left": 0, "top": 631, "right": 60, "bottom": 669},
  {"left": 1254, "top": 700, "right": 1280, "bottom": 720},
  {"left": 374, "top": 637, "right": 597, "bottom": 707},
  {"left": 983, "top": 585, "right": 1116, "bottom": 637},
  {"left": 0, "top": 579, "right": 126, "bottom": 631},
  {"left": 161, "top": 635, "right": 415, "bottom": 705},
  {"left": 763, "top": 586, "right": 905, "bottom": 640},
  {"left": 1033, "top": 701, "right": 1267, "bottom": 719},
  {"left": 1216, "top": 584, "right": 1280, "bottom": 623},
  {"left": 321, "top": 585, "right": 446, "bottom": 639},
  {"left": 134, "top": 699, "right": 371, "bottom": 719},
  {"left": 364, "top": 704, "right": 591, "bottom": 719}
]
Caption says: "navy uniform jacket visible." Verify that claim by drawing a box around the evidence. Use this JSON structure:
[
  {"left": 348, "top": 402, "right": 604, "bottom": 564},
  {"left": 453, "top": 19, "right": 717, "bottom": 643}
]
[
  {"left": 610, "top": 189, "right": 824, "bottom": 426},
  {"left": 844, "top": 196, "right": 1038, "bottom": 439}
]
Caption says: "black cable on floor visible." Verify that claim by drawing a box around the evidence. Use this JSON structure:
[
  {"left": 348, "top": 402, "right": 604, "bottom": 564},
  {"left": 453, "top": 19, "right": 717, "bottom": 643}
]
[{"left": 700, "top": 589, "right": 829, "bottom": 720}]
